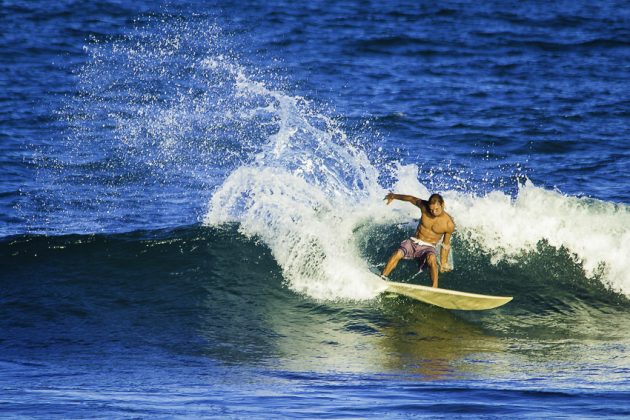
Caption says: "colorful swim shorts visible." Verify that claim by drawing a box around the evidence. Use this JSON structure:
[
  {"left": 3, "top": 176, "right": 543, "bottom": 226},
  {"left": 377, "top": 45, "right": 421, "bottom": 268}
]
[{"left": 399, "top": 238, "right": 437, "bottom": 271}]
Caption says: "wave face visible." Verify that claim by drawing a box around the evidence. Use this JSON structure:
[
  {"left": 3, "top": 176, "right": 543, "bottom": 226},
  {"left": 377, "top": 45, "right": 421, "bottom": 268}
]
[
  {"left": 2, "top": 224, "right": 629, "bottom": 400},
  {"left": 2, "top": 227, "right": 628, "bottom": 357}
]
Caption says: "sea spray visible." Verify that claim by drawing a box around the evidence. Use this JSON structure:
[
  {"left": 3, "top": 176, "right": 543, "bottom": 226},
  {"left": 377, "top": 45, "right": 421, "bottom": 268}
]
[
  {"left": 48, "top": 20, "right": 275, "bottom": 233},
  {"left": 56, "top": 17, "right": 389, "bottom": 297},
  {"left": 203, "top": 58, "right": 388, "bottom": 300}
]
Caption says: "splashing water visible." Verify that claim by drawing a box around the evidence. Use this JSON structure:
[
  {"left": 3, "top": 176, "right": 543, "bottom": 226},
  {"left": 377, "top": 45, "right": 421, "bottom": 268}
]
[{"left": 203, "top": 56, "right": 387, "bottom": 300}]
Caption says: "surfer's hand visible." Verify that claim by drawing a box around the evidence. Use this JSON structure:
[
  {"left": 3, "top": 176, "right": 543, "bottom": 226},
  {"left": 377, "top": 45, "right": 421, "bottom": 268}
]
[
  {"left": 440, "top": 265, "right": 453, "bottom": 273},
  {"left": 384, "top": 192, "right": 395, "bottom": 204}
]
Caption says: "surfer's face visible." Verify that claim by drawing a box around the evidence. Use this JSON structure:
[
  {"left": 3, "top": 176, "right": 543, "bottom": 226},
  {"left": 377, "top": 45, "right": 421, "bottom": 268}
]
[{"left": 429, "top": 202, "right": 443, "bottom": 217}]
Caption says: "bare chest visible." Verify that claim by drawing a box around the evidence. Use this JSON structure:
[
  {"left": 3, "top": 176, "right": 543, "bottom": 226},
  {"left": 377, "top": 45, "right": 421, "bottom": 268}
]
[{"left": 417, "top": 216, "right": 447, "bottom": 235}]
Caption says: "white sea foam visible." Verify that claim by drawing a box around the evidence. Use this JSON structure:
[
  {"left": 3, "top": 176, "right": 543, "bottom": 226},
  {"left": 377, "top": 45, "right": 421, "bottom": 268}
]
[{"left": 444, "top": 180, "right": 630, "bottom": 294}]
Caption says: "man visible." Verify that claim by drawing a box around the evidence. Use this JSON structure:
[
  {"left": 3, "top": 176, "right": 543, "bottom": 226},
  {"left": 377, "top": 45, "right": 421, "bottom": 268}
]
[{"left": 381, "top": 192, "right": 455, "bottom": 288}]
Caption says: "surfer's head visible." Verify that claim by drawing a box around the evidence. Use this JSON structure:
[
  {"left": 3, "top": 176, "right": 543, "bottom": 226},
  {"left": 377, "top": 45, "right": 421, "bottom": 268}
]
[{"left": 428, "top": 193, "right": 445, "bottom": 216}]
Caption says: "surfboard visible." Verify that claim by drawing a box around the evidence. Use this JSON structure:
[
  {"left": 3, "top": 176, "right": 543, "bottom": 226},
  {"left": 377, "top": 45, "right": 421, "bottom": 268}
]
[{"left": 384, "top": 280, "right": 512, "bottom": 310}]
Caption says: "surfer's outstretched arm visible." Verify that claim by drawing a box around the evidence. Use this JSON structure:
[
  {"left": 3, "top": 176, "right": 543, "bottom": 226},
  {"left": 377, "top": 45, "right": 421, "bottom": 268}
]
[{"left": 384, "top": 192, "right": 426, "bottom": 210}]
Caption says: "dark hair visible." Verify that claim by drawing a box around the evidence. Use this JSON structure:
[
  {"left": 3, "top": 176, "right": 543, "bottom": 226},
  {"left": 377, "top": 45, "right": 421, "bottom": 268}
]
[{"left": 428, "top": 193, "right": 444, "bottom": 205}]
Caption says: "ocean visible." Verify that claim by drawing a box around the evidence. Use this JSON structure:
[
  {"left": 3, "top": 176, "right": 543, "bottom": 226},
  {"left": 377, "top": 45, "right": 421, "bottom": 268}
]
[{"left": 1, "top": 0, "right": 629, "bottom": 417}]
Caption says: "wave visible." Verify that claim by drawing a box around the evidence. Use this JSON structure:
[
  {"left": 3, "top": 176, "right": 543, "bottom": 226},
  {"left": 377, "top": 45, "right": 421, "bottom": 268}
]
[
  {"left": 4, "top": 228, "right": 629, "bottom": 382},
  {"left": 197, "top": 56, "right": 630, "bottom": 302},
  {"left": 2, "top": 225, "right": 628, "bottom": 348}
]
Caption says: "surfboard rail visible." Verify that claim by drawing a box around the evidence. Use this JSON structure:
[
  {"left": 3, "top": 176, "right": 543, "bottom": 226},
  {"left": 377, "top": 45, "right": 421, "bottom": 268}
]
[{"left": 384, "top": 280, "right": 512, "bottom": 310}]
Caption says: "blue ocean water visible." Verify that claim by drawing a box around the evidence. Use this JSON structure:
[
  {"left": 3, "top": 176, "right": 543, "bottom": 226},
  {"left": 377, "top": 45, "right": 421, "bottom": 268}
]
[{"left": 2, "top": 0, "right": 630, "bottom": 417}]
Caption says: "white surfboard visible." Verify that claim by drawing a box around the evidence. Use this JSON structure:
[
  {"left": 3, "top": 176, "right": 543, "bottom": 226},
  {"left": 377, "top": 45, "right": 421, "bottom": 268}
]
[{"left": 384, "top": 280, "right": 512, "bottom": 310}]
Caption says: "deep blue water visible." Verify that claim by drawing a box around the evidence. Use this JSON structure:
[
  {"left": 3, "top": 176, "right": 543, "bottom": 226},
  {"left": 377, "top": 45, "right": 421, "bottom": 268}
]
[{"left": 2, "top": 0, "right": 630, "bottom": 417}]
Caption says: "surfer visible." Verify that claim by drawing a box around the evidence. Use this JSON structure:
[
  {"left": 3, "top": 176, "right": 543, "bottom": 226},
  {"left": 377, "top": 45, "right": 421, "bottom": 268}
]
[{"left": 381, "top": 192, "right": 455, "bottom": 288}]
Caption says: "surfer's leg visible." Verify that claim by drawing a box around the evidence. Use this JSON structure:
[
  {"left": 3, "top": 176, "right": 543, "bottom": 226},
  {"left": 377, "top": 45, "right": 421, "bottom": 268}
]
[
  {"left": 382, "top": 249, "right": 404, "bottom": 277},
  {"left": 426, "top": 253, "right": 438, "bottom": 288}
]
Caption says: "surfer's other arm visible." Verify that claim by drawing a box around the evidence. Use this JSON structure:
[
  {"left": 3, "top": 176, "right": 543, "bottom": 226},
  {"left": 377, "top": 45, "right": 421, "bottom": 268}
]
[
  {"left": 440, "top": 220, "right": 455, "bottom": 272},
  {"left": 384, "top": 192, "right": 425, "bottom": 209}
]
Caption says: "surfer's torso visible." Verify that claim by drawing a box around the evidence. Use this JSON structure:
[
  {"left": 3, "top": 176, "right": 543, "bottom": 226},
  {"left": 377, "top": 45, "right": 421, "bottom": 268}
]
[{"left": 414, "top": 205, "right": 454, "bottom": 245}]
